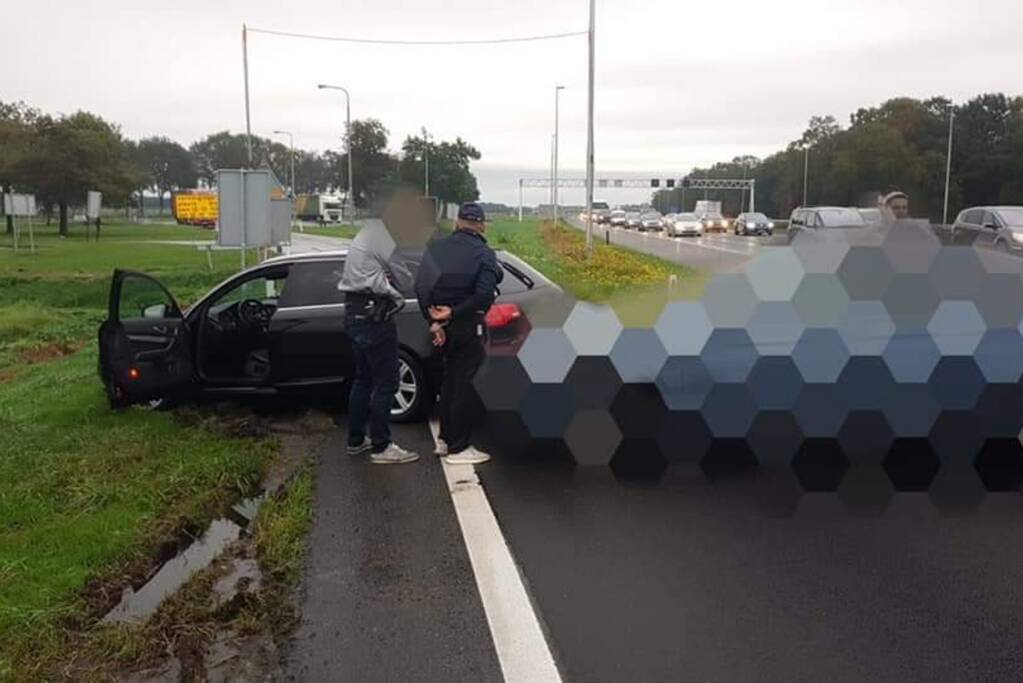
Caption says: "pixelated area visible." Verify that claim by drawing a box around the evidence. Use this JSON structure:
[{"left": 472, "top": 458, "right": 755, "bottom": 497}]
[{"left": 473, "top": 221, "right": 1023, "bottom": 513}]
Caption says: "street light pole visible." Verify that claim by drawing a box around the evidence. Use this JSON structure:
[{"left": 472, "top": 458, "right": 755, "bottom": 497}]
[
  {"left": 554, "top": 85, "right": 565, "bottom": 227},
  {"left": 584, "top": 0, "right": 595, "bottom": 252},
  {"left": 942, "top": 108, "right": 956, "bottom": 227},
  {"left": 422, "top": 127, "right": 430, "bottom": 198},
  {"left": 272, "top": 130, "right": 295, "bottom": 197},
  {"left": 802, "top": 146, "right": 809, "bottom": 206},
  {"left": 317, "top": 84, "right": 354, "bottom": 221}
]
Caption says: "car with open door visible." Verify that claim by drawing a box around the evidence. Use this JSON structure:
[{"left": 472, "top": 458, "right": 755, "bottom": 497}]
[{"left": 97, "top": 249, "right": 549, "bottom": 422}]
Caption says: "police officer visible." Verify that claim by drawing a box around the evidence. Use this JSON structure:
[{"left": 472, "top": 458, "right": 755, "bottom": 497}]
[
  {"left": 339, "top": 221, "right": 420, "bottom": 465},
  {"left": 415, "top": 202, "right": 503, "bottom": 465}
]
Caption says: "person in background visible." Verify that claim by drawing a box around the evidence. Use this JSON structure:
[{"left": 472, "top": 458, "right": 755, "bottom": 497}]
[
  {"left": 338, "top": 221, "right": 420, "bottom": 465},
  {"left": 415, "top": 202, "right": 503, "bottom": 465},
  {"left": 882, "top": 191, "right": 910, "bottom": 221}
]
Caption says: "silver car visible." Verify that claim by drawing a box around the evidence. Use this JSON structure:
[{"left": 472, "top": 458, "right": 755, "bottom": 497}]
[
  {"left": 625, "top": 212, "right": 642, "bottom": 229},
  {"left": 951, "top": 206, "right": 1023, "bottom": 253},
  {"left": 667, "top": 212, "right": 703, "bottom": 237},
  {"left": 609, "top": 210, "right": 627, "bottom": 227},
  {"left": 639, "top": 211, "right": 664, "bottom": 231}
]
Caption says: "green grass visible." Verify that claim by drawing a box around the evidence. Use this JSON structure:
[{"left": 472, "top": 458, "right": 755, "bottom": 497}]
[
  {"left": 485, "top": 219, "right": 709, "bottom": 322},
  {"left": 0, "top": 348, "right": 274, "bottom": 677},
  {"left": 254, "top": 470, "right": 314, "bottom": 586},
  {"left": 0, "top": 222, "right": 278, "bottom": 677},
  {"left": 300, "top": 224, "right": 360, "bottom": 240}
]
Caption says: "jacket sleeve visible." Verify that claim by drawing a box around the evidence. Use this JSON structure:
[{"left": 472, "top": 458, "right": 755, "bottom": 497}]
[
  {"left": 414, "top": 248, "right": 437, "bottom": 321},
  {"left": 451, "top": 250, "right": 501, "bottom": 320}
]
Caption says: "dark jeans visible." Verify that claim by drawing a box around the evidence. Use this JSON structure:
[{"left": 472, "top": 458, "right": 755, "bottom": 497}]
[
  {"left": 346, "top": 314, "right": 399, "bottom": 453},
  {"left": 438, "top": 320, "right": 487, "bottom": 454}
]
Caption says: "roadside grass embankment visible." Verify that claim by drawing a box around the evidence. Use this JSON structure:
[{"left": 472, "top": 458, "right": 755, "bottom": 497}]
[
  {"left": 0, "top": 222, "right": 289, "bottom": 679},
  {"left": 299, "top": 223, "right": 359, "bottom": 240},
  {"left": 487, "top": 218, "right": 710, "bottom": 324}
]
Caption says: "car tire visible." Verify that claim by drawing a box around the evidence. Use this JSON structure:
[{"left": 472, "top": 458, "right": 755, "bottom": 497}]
[{"left": 391, "top": 349, "right": 432, "bottom": 423}]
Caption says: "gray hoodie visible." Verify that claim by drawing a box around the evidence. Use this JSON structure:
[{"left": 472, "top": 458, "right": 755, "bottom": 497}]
[{"left": 337, "top": 223, "right": 408, "bottom": 304}]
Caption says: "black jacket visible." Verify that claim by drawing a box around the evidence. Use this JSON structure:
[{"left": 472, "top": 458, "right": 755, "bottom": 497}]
[{"left": 415, "top": 229, "right": 504, "bottom": 322}]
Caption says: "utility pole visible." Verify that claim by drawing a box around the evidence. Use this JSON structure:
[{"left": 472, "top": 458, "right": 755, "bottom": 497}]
[
  {"left": 422, "top": 127, "right": 430, "bottom": 198},
  {"left": 317, "top": 84, "right": 354, "bottom": 221},
  {"left": 242, "top": 25, "right": 253, "bottom": 166},
  {"left": 554, "top": 85, "right": 565, "bottom": 227},
  {"left": 584, "top": 0, "right": 595, "bottom": 252},
  {"left": 802, "top": 146, "right": 809, "bottom": 206},
  {"left": 942, "top": 108, "right": 956, "bottom": 227},
  {"left": 272, "top": 130, "right": 295, "bottom": 196}
]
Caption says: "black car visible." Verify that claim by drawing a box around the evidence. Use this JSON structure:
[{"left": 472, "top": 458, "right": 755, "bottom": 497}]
[
  {"left": 97, "top": 249, "right": 548, "bottom": 422},
  {"left": 733, "top": 212, "right": 775, "bottom": 236}
]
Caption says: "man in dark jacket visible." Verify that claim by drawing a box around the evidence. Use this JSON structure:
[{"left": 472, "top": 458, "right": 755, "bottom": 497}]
[{"left": 415, "top": 202, "right": 503, "bottom": 465}]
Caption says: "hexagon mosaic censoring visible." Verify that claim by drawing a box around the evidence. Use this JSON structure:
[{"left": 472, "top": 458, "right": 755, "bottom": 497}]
[{"left": 470, "top": 222, "right": 1023, "bottom": 509}]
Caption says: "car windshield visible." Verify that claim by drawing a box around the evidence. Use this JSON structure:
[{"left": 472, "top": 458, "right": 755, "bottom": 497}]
[
  {"left": 996, "top": 208, "right": 1023, "bottom": 226},
  {"left": 641, "top": 213, "right": 660, "bottom": 219},
  {"left": 818, "top": 208, "right": 867, "bottom": 227},
  {"left": 324, "top": 202, "right": 342, "bottom": 210},
  {"left": 677, "top": 213, "right": 698, "bottom": 220},
  {"left": 745, "top": 213, "right": 768, "bottom": 221}
]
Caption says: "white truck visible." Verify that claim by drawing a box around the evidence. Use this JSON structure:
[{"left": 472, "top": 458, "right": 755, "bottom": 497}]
[{"left": 295, "top": 193, "right": 345, "bottom": 224}]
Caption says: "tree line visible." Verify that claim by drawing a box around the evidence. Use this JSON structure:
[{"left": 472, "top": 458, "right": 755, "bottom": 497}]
[
  {"left": 652, "top": 93, "right": 1023, "bottom": 221},
  {"left": 0, "top": 100, "right": 481, "bottom": 235}
]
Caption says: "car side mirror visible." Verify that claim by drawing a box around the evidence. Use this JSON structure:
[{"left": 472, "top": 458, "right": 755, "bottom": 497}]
[{"left": 143, "top": 303, "right": 168, "bottom": 319}]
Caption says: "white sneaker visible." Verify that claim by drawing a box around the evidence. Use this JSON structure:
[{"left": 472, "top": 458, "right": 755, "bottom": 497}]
[
  {"left": 371, "top": 443, "right": 420, "bottom": 465},
  {"left": 434, "top": 438, "right": 449, "bottom": 457},
  {"left": 443, "top": 447, "right": 491, "bottom": 466}
]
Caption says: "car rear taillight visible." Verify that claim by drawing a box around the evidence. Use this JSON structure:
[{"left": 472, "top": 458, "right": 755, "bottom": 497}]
[{"left": 486, "top": 303, "right": 522, "bottom": 329}]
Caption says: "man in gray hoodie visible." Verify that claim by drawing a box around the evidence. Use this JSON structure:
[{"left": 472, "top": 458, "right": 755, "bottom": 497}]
[{"left": 338, "top": 221, "right": 419, "bottom": 464}]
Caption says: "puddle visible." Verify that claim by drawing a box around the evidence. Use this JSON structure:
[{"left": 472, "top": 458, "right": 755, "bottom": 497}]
[{"left": 103, "top": 495, "right": 265, "bottom": 625}]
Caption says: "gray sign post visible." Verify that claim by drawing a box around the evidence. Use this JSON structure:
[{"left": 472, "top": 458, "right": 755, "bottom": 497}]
[{"left": 217, "top": 169, "right": 280, "bottom": 268}]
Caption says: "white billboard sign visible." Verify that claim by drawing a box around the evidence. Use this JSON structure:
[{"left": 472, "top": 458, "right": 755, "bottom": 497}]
[
  {"left": 3, "top": 193, "right": 36, "bottom": 217},
  {"left": 87, "top": 191, "right": 102, "bottom": 219}
]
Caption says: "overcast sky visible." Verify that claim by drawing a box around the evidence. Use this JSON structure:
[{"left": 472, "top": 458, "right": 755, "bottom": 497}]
[{"left": 2, "top": 0, "right": 1021, "bottom": 205}]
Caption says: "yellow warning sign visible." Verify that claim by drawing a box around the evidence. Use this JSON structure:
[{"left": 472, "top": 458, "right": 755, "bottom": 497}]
[{"left": 173, "top": 193, "right": 218, "bottom": 224}]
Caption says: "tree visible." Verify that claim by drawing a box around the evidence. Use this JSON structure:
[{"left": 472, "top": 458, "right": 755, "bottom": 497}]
[
  {"left": 399, "top": 135, "right": 480, "bottom": 216},
  {"left": 137, "top": 137, "right": 198, "bottom": 213},
  {"left": 322, "top": 119, "right": 399, "bottom": 207},
  {"left": 0, "top": 101, "right": 40, "bottom": 233},
  {"left": 189, "top": 131, "right": 253, "bottom": 186},
  {"left": 18, "top": 111, "right": 139, "bottom": 235}
]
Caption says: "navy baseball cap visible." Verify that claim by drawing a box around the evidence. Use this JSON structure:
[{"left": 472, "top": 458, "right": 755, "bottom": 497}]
[{"left": 458, "top": 202, "right": 486, "bottom": 223}]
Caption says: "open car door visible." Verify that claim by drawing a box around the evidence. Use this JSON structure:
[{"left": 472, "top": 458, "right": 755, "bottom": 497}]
[{"left": 98, "top": 269, "right": 194, "bottom": 408}]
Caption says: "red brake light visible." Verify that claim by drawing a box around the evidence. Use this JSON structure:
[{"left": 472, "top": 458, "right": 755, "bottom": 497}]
[
  {"left": 486, "top": 303, "right": 522, "bottom": 329},
  {"left": 128, "top": 367, "right": 141, "bottom": 380}
]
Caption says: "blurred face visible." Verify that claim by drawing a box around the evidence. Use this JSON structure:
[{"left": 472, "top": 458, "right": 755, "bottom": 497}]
[
  {"left": 457, "top": 218, "right": 486, "bottom": 233},
  {"left": 887, "top": 196, "right": 909, "bottom": 219}
]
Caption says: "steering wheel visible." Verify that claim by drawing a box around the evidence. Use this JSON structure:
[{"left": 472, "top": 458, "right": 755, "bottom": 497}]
[{"left": 238, "top": 299, "right": 270, "bottom": 328}]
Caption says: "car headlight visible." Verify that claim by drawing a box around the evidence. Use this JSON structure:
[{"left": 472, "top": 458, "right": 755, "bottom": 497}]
[
  {"left": 767, "top": 222, "right": 775, "bottom": 229},
  {"left": 1012, "top": 232, "right": 1023, "bottom": 244}
]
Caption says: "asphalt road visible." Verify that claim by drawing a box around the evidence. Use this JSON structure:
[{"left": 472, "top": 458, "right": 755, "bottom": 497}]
[
  {"left": 477, "top": 456, "right": 1023, "bottom": 682},
  {"left": 566, "top": 216, "right": 783, "bottom": 273}
]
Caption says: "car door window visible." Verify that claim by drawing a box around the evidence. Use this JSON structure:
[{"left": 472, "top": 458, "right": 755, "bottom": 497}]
[
  {"left": 964, "top": 209, "right": 984, "bottom": 226},
  {"left": 118, "top": 274, "right": 180, "bottom": 322},
  {"left": 981, "top": 211, "right": 1000, "bottom": 229},
  {"left": 279, "top": 260, "right": 347, "bottom": 307},
  {"left": 210, "top": 269, "right": 289, "bottom": 312}
]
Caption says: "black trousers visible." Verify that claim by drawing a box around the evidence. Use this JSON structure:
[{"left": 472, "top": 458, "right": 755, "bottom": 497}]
[{"left": 438, "top": 320, "right": 486, "bottom": 454}]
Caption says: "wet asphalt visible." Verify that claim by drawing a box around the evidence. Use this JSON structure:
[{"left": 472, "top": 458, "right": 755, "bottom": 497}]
[{"left": 284, "top": 421, "right": 502, "bottom": 682}]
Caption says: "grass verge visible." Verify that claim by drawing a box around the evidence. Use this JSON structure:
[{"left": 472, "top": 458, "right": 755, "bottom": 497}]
[{"left": 300, "top": 224, "right": 360, "bottom": 240}]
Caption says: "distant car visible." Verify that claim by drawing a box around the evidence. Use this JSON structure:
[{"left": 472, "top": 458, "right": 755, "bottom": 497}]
[
  {"left": 952, "top": 206, "right": 1023, "bottom": 253},
  {"left": 592, "top": 201, "right": 611, "bottom": 223},
  {"left": 787, "top": 207, "right": 867, "bottom": 237},
  {"left": 699, "top": 213, "right": 729, "bottom": 232},
  {"left": 666, "top": 212, "right": 703, "bottom": 237},
  {"left": 733, "top": 212, "right": 774, "bottom": 236},
  {"left": 609, "top": 209, "right": 627, "bottom": 227},
  {"left": 663, "top": 213, "right": 677, "bottom": 228},
  {"left": 625, "top": 212, "right": 642, "bottom": 229},
  {"left": 857, "top": 208, "right": 883, "bottom": 225},
  {"left": 639, "top": 211, "right": 664, "bottom": 231}
]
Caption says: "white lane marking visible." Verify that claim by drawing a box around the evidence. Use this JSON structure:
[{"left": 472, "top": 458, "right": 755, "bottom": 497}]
[{"left": 429, "top": 420, "right": 562, "bottom": 683}]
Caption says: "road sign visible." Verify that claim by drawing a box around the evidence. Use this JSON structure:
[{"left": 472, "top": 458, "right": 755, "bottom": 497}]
[
  {"left": 87, "top": 191, "right": 102, "bottom": 219},
  {"left": 217, "top": 169, "right": 273, "bottom": 250},
  {"left": 3, "top": 193, "right": 36, "bottom": 216}
]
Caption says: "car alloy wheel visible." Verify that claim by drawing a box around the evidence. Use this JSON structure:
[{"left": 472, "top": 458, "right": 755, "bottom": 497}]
[{"left": 392, "top": 357, "right": 418, "bottom": 419}]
